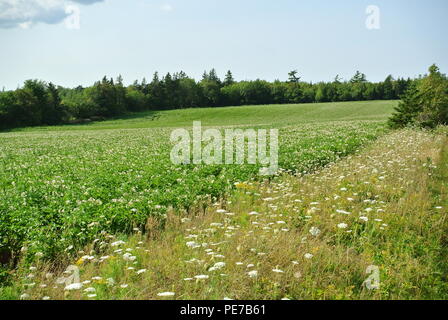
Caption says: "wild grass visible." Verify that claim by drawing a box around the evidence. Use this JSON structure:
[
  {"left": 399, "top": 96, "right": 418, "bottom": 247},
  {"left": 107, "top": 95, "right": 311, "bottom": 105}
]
[{"left": 5, "top": 128, "right": 446, "bottom": 300}]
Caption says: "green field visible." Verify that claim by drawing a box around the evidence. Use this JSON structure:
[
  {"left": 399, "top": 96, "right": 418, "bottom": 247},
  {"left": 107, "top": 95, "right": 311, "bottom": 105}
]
[
  {"left": 2, "top": 100, "right": 448, "bottom": 301},
  {"left": 9, "top": 100, "right": 396, "bottom": 132},
  {"left": 0, "top": 101, "right": 396, "bottom": 274}
]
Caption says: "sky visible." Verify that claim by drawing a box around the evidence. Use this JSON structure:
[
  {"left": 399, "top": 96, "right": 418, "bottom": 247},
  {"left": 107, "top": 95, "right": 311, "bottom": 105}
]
[{"left": 0, "top": 0, "right": 447, "bottom": 89}]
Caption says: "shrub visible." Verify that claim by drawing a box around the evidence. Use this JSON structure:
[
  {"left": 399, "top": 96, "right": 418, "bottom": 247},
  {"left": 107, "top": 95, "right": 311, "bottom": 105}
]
[{"left": 389, "top": 64, "right": 448, "bottom": 128}]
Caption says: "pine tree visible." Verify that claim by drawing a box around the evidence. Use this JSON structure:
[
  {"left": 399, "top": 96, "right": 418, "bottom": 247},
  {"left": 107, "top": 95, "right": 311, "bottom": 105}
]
[
  {"left": 224, "top": 70, "right": 235, "bottom": 86},
  {"left": 288, "top": 70, "right": 301, "bottom": 83},
  {"left": 208, "top": 69, "right": 221, "bottom": 85},
  {"left": 389, "top": 64, "right": 448, "bottom": 128}
]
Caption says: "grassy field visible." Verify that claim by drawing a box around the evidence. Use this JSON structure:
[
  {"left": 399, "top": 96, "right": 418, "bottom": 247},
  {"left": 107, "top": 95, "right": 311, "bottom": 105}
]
[
  {"left": 8, "top": 100, "right": 396, "bottom": 132},
  {"left": 1, "top": 100, "right": 447, "bottom": 300}
]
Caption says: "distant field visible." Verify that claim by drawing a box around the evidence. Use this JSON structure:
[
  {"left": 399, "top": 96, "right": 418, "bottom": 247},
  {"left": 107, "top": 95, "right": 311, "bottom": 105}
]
[
  {"left": 0, "top": 101, "right": 395, "bottom": 273},
  {"left": 8, "top": 100, "right": 397, "bottom": 132}
]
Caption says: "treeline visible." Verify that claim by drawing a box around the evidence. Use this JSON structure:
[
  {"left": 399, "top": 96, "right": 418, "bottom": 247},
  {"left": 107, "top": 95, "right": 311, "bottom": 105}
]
[
  {"left": 1, "top": 70, "right": 414, "bottom": 129},
  {"left": 389, "top": 64, "right": 447, "bottom": 128}
]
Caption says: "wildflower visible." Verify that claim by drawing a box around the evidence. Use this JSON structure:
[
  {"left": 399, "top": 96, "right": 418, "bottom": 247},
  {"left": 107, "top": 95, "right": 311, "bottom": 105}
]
[
  {"left": 186, "top": 241, "right": 200, "bottom": 248},
  {"left": 210, "top": 223, "right": 223, "bottom": 227},
  {"left": 111, "top": 240, "right": 125, "bottom": 247},
  {"left": 194, "top": 275, "right": 209, "bottom": 280},
  {"left": 309, "top": 227, "right": 321, "bottom": 237},
  {"left": 359, "top": 216, "right": 369, "bottom": 222},
  {"left": 136, "top": 269, "right": 147, "bottom": 275},
  {"left": 123, "top": 253, "right": 136, "bottom": 261},
  {"left": 247, "top": 270, "right": 258, "bottom": 278},
  {"left": 87, "top": 294, "right": 97, "bottom": 298},
  {"left": 42, "top": 296, "right": 51, "bottom": 300},
  {"left": 120, "top": 284, "right": 129, "bottom": 288},
  {"left": 20, "top": 293, "right": 30, "bottom": 300},
  {"left": 304, "top": 253, "right": 313, "bottom": 259},
  {"left": 208, "top": 262, "right": 226, "bottom": 272},
  {"left": 65, "top": 283, "right": 83, "bottom": 291},
  {"left": 272, "top": 268, "right": 284, "bottom": 273},
  {"left": 157, "top": 292, "right": 175, "bottom": 297},
  {"left": 337, "top": 223, "right": 348, "bottom": 229},
  {"left": 84, "top": 287, "right": 96, "bottom": 293},
  {"left": 183, "top": 278, "right": 194, "bottom": 281}
]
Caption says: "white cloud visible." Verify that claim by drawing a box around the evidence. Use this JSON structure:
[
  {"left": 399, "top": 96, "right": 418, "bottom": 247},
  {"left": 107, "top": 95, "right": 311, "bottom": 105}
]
[{"left": 0, "top": 0, "right": 103, "bottom": 29}]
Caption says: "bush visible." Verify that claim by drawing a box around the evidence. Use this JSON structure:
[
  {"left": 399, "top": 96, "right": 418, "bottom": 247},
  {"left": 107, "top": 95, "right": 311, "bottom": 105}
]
[{"left": 389, "top": 64, "right": 448, "bottom": 128}]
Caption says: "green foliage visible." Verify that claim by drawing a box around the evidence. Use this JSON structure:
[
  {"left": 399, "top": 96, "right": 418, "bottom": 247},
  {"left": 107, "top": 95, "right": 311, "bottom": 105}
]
[
  {"left": 1, "top": 69, "right": 413, "bottom": 130},
  {"left": 389, "top": 64, "right": 448, "bottom": 128},
  {"left": 0, "top": 80, "right": 67, "bottom": 129}
]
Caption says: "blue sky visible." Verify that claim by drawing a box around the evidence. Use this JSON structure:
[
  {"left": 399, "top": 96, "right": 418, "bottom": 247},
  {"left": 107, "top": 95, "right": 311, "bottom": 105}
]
[{"left": 0, "top": 0, "right": 447, "bottom": 89}]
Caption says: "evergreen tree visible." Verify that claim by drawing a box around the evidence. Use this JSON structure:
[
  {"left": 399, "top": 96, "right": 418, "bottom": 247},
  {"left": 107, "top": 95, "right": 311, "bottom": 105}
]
[
  {"left": 224, "top": 70, "right": 235, "bottom": 86},
  {"left": 389, "top": 64, "right": 448, "bottom": 128},
  {"left": 288, "top": 70, "right": 301, "bottom": 83}
]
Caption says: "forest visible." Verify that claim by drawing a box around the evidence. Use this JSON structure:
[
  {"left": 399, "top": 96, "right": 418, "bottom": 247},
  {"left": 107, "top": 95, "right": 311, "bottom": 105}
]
[{"left": 0, "top": 69, "right": 414, "bottom": 129}]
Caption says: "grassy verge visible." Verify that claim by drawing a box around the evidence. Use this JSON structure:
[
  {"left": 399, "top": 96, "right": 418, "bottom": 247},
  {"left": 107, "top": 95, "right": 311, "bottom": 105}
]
[
  {"left": 2, "top": 128, "right": 446, "bottom": 300},
  {"left": 428, "top": 132, "right": 448, "bottom": 297}
]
